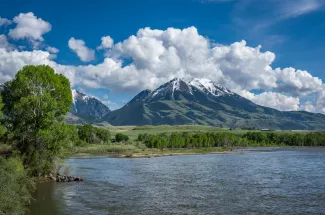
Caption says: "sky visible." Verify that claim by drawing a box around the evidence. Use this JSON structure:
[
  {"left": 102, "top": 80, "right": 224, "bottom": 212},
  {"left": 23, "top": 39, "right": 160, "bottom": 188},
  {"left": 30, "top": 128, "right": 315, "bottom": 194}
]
[{"left": 1, "top": 0, "right": 325, "bottom": 111}]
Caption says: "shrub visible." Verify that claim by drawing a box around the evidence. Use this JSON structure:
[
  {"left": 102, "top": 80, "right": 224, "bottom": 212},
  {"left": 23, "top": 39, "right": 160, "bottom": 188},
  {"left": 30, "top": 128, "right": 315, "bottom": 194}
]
[
  {"left": 0, "top": 157, "right": 35, "bottom": 215},
  {"left": 115, "top": 133, "right": 129, "bottom": 142}
]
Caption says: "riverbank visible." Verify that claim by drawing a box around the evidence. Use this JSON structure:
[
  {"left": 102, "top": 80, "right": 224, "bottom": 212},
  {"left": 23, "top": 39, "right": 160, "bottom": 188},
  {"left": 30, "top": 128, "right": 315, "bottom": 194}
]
[
  {"left": 114, "top": 150, "right": 242, "bottom": 158},
  {"left": 70, "top": 145, "right": 241, "bottom": 158}
]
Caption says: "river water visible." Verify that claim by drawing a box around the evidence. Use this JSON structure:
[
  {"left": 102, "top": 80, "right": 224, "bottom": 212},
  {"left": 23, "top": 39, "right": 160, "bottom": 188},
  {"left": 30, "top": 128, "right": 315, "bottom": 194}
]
[{"left": 28, "top": 148, "right": 325, "bottom": 215}]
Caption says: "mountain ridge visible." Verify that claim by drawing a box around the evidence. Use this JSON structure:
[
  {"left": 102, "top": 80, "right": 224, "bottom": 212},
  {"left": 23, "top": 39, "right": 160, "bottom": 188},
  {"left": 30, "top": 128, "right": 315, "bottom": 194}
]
[{"left": 103, "top": 78, "right": 325, "bottom": 130}]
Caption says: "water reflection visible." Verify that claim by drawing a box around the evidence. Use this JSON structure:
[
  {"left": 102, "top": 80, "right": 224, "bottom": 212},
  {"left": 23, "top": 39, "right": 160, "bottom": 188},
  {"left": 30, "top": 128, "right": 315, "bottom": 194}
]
[{"left": 27, "top": 183, "right": 63, "bottom": 215}]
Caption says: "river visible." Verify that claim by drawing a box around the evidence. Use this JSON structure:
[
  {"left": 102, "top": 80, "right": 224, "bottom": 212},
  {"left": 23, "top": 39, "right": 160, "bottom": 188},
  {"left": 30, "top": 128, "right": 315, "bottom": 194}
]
[{"left": 28, "top": 148, "right": 325, "bottom": 215}]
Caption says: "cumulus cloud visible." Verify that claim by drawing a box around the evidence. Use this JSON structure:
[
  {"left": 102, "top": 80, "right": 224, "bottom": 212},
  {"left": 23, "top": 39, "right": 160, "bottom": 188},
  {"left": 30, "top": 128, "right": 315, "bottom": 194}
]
[
  {"left": 300, "top": 86, "right": 325, "bottom": 113},
  {"left": 0, "top": 48, "right": 52, "bottom": 83},
  {"left": 8, "top": 12, "right": 51, "bottom": 41},
  {"left": 0, "top": 17, "right": 12, "bottom": 26},
  {"left": 0, "top": 35, "right": 14, "bottom": 51},
  {"left": 274, "top": 67, "right": 322, "bottom": 96},
  {"left": 97, "top": 36, "right": 114, "bottom": 50},
  {"left": 250, "top": 92, "right": 300, "bottom": 111},
  {"left": 68, "top": 37, "right": 95, "bottom": 62},
  {"left": 46, "top": 46, "right": 59, "bottom": 54},
  {"left": 1, "top": 26, "right": 324, "bottom": 113},
  {"left": 300, "top": 101, "right": 316, "bottom": 112}
]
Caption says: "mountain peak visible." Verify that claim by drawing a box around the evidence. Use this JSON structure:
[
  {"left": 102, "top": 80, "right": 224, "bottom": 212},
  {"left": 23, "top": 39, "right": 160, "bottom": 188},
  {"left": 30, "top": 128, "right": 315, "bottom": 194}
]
[
  {"left": 72, "top": 89, "right": 96, "bottom": 102},
  {"left": 149, "top": 78, "right": 193, "bottom": 101},
  {"left": 189, "top": 78, "right": 233, "bottom": 97},
  {"left": 70, "top": 89, "right": 110, "bottom": 121},
  {"left": 128, "top": 89, "right": 152, "bottom": 104}
]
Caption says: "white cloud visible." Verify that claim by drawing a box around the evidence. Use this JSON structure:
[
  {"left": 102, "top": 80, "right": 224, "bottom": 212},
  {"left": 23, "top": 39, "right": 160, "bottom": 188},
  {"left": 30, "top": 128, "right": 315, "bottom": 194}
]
[
  {"left": 300, "top": 85, "right": 325, "bottom": 113},
  {"left": 247, "top": 91, "right": 300, "bottom": 111},
  {"left": 0, "top": 35, "right": 14, "bottom": 51},
  {"left": 68, "top": 37, "right": 95, "bottom": 62},
  {"left": 0, "top": 17, "right": 12, "bottom": 26},
  {"left": 1, "top": 26, "right": 325, "bottom": 113},
  {"left": 300, "top": 101, "right": 316, "bottom": 112},
  {"left": 46, "top": 46, "right": 59, "bottom": 54},
  {"left": 0, "top": 48, "right": 52, "bottom": 83},
  {"left": 97, "top": 36, "right": 114, "bottom": 50},
  {"left": 278, "top": 0, "right": 325, "bottom": 19},
  {"left": 8, "top": 12, "right": 51, "bottom": 41},
  {"left": 274, "top": 67, "right": 322, "bottom": 96}
]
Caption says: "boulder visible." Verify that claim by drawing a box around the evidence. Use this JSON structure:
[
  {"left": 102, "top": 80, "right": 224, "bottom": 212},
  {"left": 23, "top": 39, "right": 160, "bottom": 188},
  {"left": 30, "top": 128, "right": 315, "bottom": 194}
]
[{"left": 54, "top": 174, "right": 83, "bottom": 182}]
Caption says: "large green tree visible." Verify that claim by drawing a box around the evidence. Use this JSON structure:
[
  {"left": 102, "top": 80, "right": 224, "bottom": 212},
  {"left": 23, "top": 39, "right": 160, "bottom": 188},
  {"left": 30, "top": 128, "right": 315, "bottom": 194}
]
[
  {"left": 1, "top": 65, "right": 72, "bottom": 176},
  {"left": 0, "top": 97, "right": 6, "bottom": 138}
]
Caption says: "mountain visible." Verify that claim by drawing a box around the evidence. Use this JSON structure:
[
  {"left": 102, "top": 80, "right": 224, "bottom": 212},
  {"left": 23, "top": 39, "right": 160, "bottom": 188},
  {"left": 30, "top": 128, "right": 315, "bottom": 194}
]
[
  {"left": 70, "top": 90, "right": 111, "bottom": 122},
  {"left": 103, "top": 78, "right": 325, "bottom": 130}
]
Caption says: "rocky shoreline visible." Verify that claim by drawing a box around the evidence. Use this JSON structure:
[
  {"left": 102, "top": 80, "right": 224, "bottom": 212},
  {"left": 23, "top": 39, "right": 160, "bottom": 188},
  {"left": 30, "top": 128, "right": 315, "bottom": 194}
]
[
  {"left": 112, "top": 150, "right": 243, "bottom": 158},
  {"left": 46, "top": 173, "right": 83, "bottom": 182}
]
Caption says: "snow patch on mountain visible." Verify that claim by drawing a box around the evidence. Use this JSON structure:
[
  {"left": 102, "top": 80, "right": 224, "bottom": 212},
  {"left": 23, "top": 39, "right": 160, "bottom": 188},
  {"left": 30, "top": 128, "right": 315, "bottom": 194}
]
[
  {"left": 72, "top": 89, "right": 96, "bottom": 103},
  {"left": 151, "top": 88, "right": 163, "bottom": 99},
  {"left": 189, "top": 78, "right": 233, "bottom": 97},
  {"left": 172, "top": 78, "right": 180, "bottom": 98}
]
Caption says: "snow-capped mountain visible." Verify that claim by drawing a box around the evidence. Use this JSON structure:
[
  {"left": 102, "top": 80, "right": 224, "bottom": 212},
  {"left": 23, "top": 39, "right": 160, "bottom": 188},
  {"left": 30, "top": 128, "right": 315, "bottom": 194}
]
[
  {"left": 70, "top": 89, "right": 111, "bottom": 121},
  {"left": 103, "top": 77, "right": 325, "bottom": 130},
  {"left": 0, "top": 83, "right": 4, "bottom": 92},
  {"left": 124, "top": 78, "right": 236, "bottom": 106},
  {"left": 189, "top": 78, "right": 233, "bottom": 97}
]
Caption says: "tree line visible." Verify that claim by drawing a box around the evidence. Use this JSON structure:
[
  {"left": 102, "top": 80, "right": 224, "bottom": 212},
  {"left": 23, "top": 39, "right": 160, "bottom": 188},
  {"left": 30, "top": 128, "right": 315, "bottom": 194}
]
[
  {"left": 244, "top": 132, "right": 325, "bottom": 146},
  {"left": 139, "top": 131, "right": 325, "bottom": 149}
]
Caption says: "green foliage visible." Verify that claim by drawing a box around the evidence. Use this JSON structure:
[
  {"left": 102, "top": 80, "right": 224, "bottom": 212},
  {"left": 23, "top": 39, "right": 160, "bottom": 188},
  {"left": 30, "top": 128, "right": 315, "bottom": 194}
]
[
  {"left": 2, "top": 65, "right": 72, "bottom": 130},
  {"left": 1, "top": 65, "right": 72, "bottom": 176},
  {"left": 77, "top": 124, "right": 111, "bottom": 144},
  {"left": 0, "top": 97, "right": 6, "bottom": 139},
  {"left": 0, "top": 157, "right": 35, "bottom": 215},
  {"left": 140, "top": 132, "right": 243, "bottom": 149},
  {"left": 244, "top": 131, "right": 325, "bottom": 147},
  {"left": 95, "top": 127, "right": 111, "bottom": 143},
  {"left": 78, "top": 124, "right": 96, "bottom": 144},
  {"left": 115, "top": 133, "right": 129, "bottom": 142},
  {"left": 139, "top": 131, "right": 325, "bottom": 149}
]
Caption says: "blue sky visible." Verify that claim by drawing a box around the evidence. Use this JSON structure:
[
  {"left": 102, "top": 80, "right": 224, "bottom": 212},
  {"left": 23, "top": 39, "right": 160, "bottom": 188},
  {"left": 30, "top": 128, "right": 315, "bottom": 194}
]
[{"left": 1, "top": 0, "right": 325, "bottom": 111}]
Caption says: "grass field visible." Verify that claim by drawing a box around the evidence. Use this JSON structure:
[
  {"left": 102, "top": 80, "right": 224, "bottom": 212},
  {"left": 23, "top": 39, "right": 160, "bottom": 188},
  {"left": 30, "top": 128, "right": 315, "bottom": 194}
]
[{"left": 107, "top": 125, "right": 309, "bottom": 141}]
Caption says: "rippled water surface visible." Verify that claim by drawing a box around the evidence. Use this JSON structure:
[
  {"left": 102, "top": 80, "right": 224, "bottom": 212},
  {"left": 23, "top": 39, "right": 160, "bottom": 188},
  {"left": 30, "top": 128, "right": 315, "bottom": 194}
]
[{"left": 28, "top": 148, "right": 325, "bottom": 215}]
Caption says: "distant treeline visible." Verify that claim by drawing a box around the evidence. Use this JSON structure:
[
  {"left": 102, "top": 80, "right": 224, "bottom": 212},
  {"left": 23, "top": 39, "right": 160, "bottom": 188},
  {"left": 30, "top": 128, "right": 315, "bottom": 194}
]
[
  {"left": 244, "top": 132, "right": 325, "bottom": 146},
  {"left": 138, "top": 132, "right": 325, "bottom": 149}
]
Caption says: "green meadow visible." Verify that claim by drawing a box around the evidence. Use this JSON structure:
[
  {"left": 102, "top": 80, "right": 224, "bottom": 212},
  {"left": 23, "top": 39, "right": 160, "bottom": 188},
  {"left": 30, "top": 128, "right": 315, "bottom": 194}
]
[{"left": 107, "top": 125, "right": 310, "bottom": 141}]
